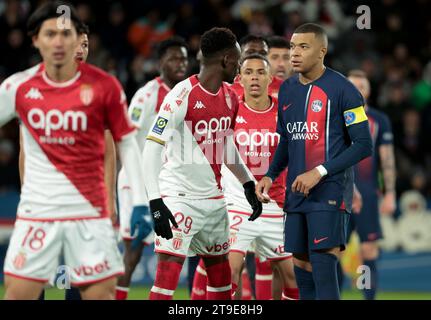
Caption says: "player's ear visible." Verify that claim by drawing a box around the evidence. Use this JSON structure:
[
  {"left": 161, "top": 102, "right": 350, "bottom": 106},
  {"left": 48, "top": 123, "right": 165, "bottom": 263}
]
[
  {"left": 32, "top": 35, "right": 39, "bottom": 49},
  {"left": 319, "top": 46, "right": 327, "bottom": 59},
  {"left": 222, "top": 55, "right": 228, "bottom": 69}
]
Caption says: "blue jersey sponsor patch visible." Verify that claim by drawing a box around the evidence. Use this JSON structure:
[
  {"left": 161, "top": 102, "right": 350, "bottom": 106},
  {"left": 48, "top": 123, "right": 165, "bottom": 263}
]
[{"left": 152, "top": 116, "right": 168, "bottom": 135}]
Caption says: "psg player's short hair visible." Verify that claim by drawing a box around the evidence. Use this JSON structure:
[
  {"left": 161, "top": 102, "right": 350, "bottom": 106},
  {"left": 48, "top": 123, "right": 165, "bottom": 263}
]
[
  {"left": 200, "top": 27, "right": 237, "bottom": 58},
  {"left": 266, "top": 35, "right": 290, "bottom": 50},
  {"left": 239, "top": 34, "right": 268, "bottom": 48},
  {"left": 156, "top": 36, "right": 188, "bottom": 60},
  {"left": 240, "top": 53, "right": 270, "bottom": 67},
  {"left": 293, "top": 23, "right": 328, "bottom": 45},
  {"left": 27, "top": 1, "right": 82, "bottom": 37}
]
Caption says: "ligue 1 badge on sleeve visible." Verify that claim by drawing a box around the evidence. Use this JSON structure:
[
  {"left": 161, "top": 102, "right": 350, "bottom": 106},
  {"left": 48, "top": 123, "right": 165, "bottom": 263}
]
[
  {"left": 80, "top": 84, "right": 94, "bottom": 106},
  {"left": 311, "top": 99, "right": 323, "bottom": 112}
]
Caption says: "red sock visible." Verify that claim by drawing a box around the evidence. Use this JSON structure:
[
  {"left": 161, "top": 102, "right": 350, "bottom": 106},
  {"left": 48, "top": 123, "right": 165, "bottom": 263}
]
[
  {"left": 241, "top": 270, "right": 252, "bottom": 300},
  {"left": 255, "top": 258, "right": 272, "bottom": 300},
  {"left": 149, "top": 260, "right": 182, "bottom": 300},
  {"left": 231, "top": 282, "right": 238, "bottom": 298},
  {"left": 282, "top": 287, "right": 299, "bottom": 300},
  {"left": 115, "top": 287, "right": 129, "bottom": 300},
  {"left": 205, "top": 257, "right": 232, "bottom": 300},
  {"left": 191, "top": 259, "right": 207, "bottom": 300}
]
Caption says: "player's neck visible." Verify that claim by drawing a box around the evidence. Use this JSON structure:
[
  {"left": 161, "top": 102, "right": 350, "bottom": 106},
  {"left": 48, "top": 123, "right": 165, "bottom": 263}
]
[
  {"left": 160, "top": 75, "right": 176, "bottom": 89},
  {"left": 244, "top": 93, "right": 271, "bottom": 111},
  {"left": 44, "top": 61, "right": 78, "bottom": 83},
  {"left": 198, "top": 66, "right": 223, "bottom": 94},
  {"left": 299, "top": 64, "right": 326, "bottom": 85}
]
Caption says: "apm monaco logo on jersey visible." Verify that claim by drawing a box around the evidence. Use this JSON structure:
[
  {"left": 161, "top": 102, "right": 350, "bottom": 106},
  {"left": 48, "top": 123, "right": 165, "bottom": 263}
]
[
  {"left": 311, "top": 99, "right": 323, "bottom": 112},
  {"left": 195, "top": 116, "right": 232, "bottom": 139},
  {"left": 236, "top": 130, "right": 280, "bottom": 153},
  {"left": 79, "top": 84, "right": 94, "bottom": 106},
  {"left": 25, "top": 87, "right": 43, "bottom": 100},
  {"left": 286, "top": 121, "right": 319, "bottom": 140},
  {"left": 28, "top": 108, "right": 88, "bottom": 138}
]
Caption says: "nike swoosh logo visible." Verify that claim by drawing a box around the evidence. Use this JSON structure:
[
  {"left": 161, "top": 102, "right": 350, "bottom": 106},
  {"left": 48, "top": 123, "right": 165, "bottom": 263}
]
[
  {"left": 313, "top": 237, "right": 328, "bottom": 244},
  {"left": 282, "top": 103, "right": 292, "bottom": 111}
]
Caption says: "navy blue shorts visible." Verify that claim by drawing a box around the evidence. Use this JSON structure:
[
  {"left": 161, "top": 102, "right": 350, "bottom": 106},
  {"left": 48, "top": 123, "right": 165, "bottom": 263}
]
[
  {"left": 284, "top": 210, "right": 350, "bottom": 254},
  {"left": 347, "top": 191, "right": 382, "bottom": 243}
]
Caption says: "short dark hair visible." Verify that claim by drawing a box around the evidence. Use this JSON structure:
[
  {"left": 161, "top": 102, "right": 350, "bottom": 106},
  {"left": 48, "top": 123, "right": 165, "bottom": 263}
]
[
  {"left": 239, "top": 34, "right": 268, "bottom": 48},
  {"left": 293, "top": 23, "right": 328, "bottom": 45},
  {"left": 156, "top": 36, "right": 188, "bottom": 60},
  {"left": 240, "top": 53, "right": 270, "bottom": 67},
  {"left": 266, "top": 35, "right": 290, "bottom": 50},
  {"left": 200, "top": 27, "right": 237, "bottom": 58},
  {"left": 27, "top": 1, "right": 82, "bottom": 37},
  {"left": 77, "top": 23, "right": 89, "bottom": 36}
]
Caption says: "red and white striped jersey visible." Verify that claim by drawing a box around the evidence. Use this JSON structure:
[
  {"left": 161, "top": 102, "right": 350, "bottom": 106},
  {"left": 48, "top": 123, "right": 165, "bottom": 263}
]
[
  {"left": 146, "top": 75, "right": 239, "bottom": 199},
  {"left": 0, "top": 62, "right": 135, "bottom": 220},
  {"left": 221, "top": 96, "right": 286, "bottom": 214}
]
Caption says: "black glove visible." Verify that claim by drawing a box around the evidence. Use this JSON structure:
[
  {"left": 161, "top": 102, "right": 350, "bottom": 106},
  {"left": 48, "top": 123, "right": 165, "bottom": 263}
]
[
  {"left": 149, "top": 198, "right": 178, "bottom": 239},
  {"left": 243, "top": 181, "right": 262, "bottom": 221}
]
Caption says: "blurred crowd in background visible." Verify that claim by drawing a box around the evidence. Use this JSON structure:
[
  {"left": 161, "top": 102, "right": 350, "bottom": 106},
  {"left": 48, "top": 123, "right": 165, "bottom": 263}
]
[{"left": 1, "top": 0, "right": 431, "bottom": 214}]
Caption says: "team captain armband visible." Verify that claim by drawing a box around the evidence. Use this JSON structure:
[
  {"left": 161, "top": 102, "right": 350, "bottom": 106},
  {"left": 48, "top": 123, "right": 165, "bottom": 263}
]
[
  {"left": 343, "top": 106, "right": 368, "bottom": 127},
  {"left": 146, "top": 135, "right": 165, "bottom": 145}
]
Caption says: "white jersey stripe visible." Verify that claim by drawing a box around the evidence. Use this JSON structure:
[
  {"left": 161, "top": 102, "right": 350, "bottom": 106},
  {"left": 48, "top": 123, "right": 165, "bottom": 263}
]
[
  {"left": 151, "top": 286, "right": 175, "bottom": 296},
  {"left": 207, "top": 284, "right": 231, "bottom": 292}
]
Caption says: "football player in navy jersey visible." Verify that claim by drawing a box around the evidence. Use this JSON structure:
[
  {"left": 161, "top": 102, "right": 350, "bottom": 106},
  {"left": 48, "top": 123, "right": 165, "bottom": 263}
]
[{"left": 257, "top": 23, "right": 372, "bottom": 300}]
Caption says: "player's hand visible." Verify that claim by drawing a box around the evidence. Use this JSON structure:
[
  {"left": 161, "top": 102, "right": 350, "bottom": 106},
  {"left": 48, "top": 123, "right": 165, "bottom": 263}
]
[
  {"left": 130, "top": 205, "right": 153, "bottom": 249},
  {"left": 380, "top": 191, "right": 396, "bottom": 216},
  {"left": 291, "top": 168, "right": 322, "bottom": 196},
  {"left": 149, "top": 198, "right": 178, "bottom": 239},
  {"left": 256, "top": 176, "right": 272, "bottom": 203},
  {"left": 243, "top": 181, "right": 262, "bottom": 221},
  {"left": 352, "top": 186, "right": 363, "bottom": 214}
]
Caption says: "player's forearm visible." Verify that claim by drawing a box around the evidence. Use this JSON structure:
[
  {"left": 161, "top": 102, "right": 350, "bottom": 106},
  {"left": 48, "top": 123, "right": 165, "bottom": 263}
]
[
  {"left": 117, "top": 134, "right": 147, "bottom": 206},
  {"left": 379, "top": 144, "right": 396, "bottom": 194},
  {"left": 104, "top": 130, "right": 117, "bottom": 211},
  {"left": 265, "top": 136, "right": 289, "bottom": 181},
  {"left": 224, "top": 135, "right": 253, "bottom": 184},
  {"left": 142, "top": 139, "right": 164, "bottom": 201},
  {"left": 322, "top": 123, "right": 372, "bottom": 176}
]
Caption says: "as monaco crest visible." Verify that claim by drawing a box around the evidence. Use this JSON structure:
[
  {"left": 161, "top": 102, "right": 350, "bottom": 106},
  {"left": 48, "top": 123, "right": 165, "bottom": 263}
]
[
  {"left": 225, "top": 93, "right": 232, "bottom": 109},
  {"left": 173, "top": 234, "right": 183, "bottom": 250},
  {"left": 80, "top": 84, "right": 94, "bottom": 106},
  {"left": 13, "top": 251, "right": 27, "bottom": 270}
]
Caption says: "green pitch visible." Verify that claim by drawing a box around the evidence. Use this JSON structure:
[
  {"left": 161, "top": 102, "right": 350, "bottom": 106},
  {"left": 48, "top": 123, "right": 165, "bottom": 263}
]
[{"left": 0, "top": 286, "right": 430, "bottom": 300}]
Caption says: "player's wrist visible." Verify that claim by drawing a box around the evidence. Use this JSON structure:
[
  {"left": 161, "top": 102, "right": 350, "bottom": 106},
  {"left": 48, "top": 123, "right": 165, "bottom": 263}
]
[
  {"left": 264, "top": 175, "right": 273, "bottom": 183},
  {"left": 315, "top": 165, "right": 328, "bottom": 177}
]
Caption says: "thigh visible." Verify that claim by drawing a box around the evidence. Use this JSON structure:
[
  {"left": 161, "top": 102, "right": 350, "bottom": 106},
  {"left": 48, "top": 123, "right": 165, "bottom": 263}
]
[
  {"left": 284, "top": 212, "right": 308, "bottom": 255},
  {"left": 354, "top": 194, "right": 382, "bottom": 243},
  {"left": 63, "top": 219, "right": 124, "bottom": 286},
  {"left": 257, "top": 216, "right": 292, "bottom": 260},
  {"left": 228, "top": 207, "right": 258, "bottom": 256},
  {"left": 306, "top": 210, "right": 350, "bottom": 252},
  {"left": 191, "top": 198, "right": 230, "bottom": 257},
  {"left": 4, "top": 219, "right": 61, "bottom": 283},
  {"left": 154, "top": 197, "right": 205, "bottom": 258}
]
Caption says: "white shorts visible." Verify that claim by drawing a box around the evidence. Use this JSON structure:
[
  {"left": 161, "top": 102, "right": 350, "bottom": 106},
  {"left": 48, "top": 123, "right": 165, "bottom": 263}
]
[
  {"left": 154, "top": 196, "right": 230, "bottom": 258},
  {"left": 228, "top": 203, "right": 292, "bottom": 261},
  {"left": 4, "top": 218, "right": 124, "bottom": 286},
  {"left": 117, "top": 169, "right": 154, "bottom": 244}
]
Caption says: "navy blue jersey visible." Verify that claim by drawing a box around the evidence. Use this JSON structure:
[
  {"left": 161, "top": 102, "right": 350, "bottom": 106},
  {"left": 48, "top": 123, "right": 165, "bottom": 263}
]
[
  {"left": 267, "top": 67, "right": 372, "bottom": 213},
  {"left": 355, "top": 106, "right": 393, "bottom": 192}
]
